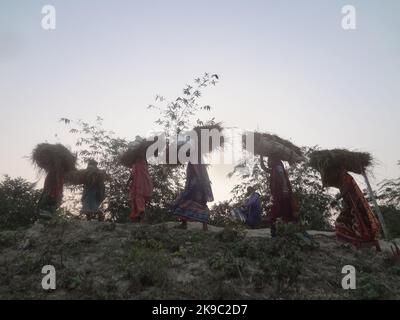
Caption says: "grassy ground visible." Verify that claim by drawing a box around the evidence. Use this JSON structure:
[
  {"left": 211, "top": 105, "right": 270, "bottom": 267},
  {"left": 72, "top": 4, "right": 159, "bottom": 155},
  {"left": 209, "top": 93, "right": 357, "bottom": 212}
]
[{"left": 0, "top": 217, "right": 399, "bottom": 299}]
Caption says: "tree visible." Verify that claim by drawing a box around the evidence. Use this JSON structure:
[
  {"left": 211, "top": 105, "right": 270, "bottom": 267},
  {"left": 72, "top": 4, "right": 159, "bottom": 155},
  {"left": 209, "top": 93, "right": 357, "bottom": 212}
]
[
  {"left": 0, "top": 176, "right": 42, "bottom": 230},
  {"left": 61, "top": 117, "right": 181, "bottom": 222},
  {"left": 61, "top": 73, "right": 220, "bottom": 222},
  {"left": 229, "top": 155, "right": 271, "bottom": 213},
  {"left": 287, "top": 148, "right": 336, "bottom": 230},
  {"left": 148, "top": 73, "right": 220, "bottom": 137},
  {"left": 145, "top": 72, "right": 220, "bottom": 222},
  {"left": 60, "top": 117, "right": 131, "bottom": 222}
]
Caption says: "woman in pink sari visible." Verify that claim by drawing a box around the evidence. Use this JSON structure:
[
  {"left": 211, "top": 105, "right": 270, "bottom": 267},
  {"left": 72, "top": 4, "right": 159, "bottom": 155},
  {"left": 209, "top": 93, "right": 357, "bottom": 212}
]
[{"left": 129, "top": 156, "right": 153, "bottom": 222}]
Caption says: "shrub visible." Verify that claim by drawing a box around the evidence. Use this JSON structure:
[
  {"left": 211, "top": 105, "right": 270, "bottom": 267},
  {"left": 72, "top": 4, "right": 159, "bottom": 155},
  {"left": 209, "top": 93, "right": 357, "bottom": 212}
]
[
  {"left": 0, "top": 176, "right": 41, "bottom": 230},
  {"left": 380, "top": 205, "right": 400, "bottom": 238}
]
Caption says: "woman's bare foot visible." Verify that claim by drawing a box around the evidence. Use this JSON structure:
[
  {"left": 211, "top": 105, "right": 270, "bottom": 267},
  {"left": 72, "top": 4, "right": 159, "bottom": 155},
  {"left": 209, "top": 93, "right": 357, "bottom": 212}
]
[{"left": 202, "top": 223, "right": 208, "bottom": 232}]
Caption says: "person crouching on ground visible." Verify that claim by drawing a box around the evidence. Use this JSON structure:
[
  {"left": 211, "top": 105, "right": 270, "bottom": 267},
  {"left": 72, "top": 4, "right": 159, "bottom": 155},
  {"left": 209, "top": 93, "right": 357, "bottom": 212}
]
[{"left": 232, "top": 186, "right": 262, "bottom": 229}]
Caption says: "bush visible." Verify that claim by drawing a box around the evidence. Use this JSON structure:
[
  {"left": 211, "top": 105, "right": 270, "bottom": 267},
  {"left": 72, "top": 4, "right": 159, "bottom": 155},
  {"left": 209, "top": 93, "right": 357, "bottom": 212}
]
[
  {"left": 288, "top": 148, "right": 336, "bottom": 231},
  {"left": 378, "top": 162, "right": 400, "bottom": 209},
  {"left": 352, "top": 274, "right": 393, "bottom": 300},
  {"left": 0, "top": 176, "right": 42, "bottom": 230},
  {"left": 209, "top": 201, "right": 233, "bottom": 227},
  {"left": 121, "top": 240, "right": 170, "bottom": 289},
  {"left": 380, "top": 205, "right": 400, "bottom": 238}
]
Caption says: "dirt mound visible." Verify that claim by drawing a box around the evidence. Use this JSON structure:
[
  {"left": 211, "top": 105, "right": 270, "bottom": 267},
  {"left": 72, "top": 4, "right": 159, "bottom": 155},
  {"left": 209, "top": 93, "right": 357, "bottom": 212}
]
[{"left": 0, "top": 218, "right": 399, "bottom": 299}]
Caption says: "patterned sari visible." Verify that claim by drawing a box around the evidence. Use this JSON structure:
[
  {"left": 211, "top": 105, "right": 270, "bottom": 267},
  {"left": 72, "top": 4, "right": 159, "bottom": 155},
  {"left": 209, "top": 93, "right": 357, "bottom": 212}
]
[
  {"left": 335, "top": 172, "right": 381, "bottom": 248},
  {"left": 173, "top": 163, "right": 214, "bottom": 223},
  {"left": 129, "top": 158, "right": 153, "bottom": 221}
]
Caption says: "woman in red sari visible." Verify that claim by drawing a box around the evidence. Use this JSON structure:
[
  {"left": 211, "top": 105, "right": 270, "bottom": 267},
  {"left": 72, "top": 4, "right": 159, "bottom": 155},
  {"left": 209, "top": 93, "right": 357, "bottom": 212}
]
[
  {"left": 260, "top": 156, "right": 299, "bottom": 237},
  {"left": 323, "top": 168, "right": 381, "bottom": 250},
  {"left": 128, "top": 156, "right": 153, "bottom": 223}
]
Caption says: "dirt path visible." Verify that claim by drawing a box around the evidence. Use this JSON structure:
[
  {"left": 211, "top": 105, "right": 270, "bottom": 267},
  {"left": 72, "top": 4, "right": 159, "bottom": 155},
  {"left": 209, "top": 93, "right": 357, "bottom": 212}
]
[{"left": 162, "top": 221, "right": 400, "bottom": 253}]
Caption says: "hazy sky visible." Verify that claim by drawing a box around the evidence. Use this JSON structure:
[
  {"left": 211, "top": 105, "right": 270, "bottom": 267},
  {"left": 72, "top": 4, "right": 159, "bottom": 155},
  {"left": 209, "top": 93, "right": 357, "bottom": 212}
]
[{"left": 1, "top": 0, "right": 399, "bottom": 203}]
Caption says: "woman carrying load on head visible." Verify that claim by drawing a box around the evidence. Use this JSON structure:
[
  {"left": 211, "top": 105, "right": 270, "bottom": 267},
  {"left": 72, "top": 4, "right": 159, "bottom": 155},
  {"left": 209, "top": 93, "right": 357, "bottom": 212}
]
[
  {"left": 323, "top": 168, "right": 381, "bottom": 251},
  {"left": 81, "top": 159, "right": 107, "bottom": 221},
  {"left": 172, "top": 160, "right": 214, "bottom": 231},
  {"left": 310, "top": 149, "right": 382, "bottom": 251},
  {"left": 244, "top": 131, "right": 303, "bottom": 236},
  {"left": 33, "top": 143, "right": 76, "bottom": 220},
  {"left": 128, "top": 154, "right": 153, "bottom": 223},
  {"left": 37, "top": 168, "right": 65, "bottom": 219},
  {"left": 172, "top": 125, "right": 221, "bottom": 232},
  {"left": 260, "top": 155, "right": 299, "bottom": 237},
  {"left": 120, "top": 136, "right": 154, "bottom": 223}
]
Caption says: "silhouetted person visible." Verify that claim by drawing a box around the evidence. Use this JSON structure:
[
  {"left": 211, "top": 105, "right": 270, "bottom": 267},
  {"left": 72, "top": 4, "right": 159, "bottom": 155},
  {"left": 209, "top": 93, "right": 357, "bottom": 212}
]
[
  {"left": 260, "top": 155, "right": 299, "bottom": 237},
  {"left": 81, "top": 159, "right": 106, "bottom": 221}
]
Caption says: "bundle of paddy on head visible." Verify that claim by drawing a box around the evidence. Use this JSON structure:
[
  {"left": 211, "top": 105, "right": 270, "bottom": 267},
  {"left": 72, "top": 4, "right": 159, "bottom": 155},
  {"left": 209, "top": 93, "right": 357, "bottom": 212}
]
[
  {"left": 119, "top": 136, "right": 157, "bottom": 168},
  {"left": 66, "top": 160, "right": 108, "bottom": 186},
  {"left": 243, "top": 131, "right": 305, "bottom": 164},
  {"left": 120, "top": 123, "right": 224, "bottom": 167},
  {"left": 308, "top": 149, "right": 373, "bottom": 186},
  {"left": 176, "top": 122, "right": 224, "bottom": 163},
  {"left": 192, "top": 122, "right": 224, "bottom": 154},
  {"left": 32, "top": 143, "right": 76, "bottom": 173}
]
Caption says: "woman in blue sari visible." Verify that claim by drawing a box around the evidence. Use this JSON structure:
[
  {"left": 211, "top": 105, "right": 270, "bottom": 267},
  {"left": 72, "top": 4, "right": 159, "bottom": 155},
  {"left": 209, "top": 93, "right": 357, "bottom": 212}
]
[
  {"left": 173, "top": 162, "right": 214, "bottom": 231},
  {"left": 232, "top": 186, "right": 262, "bottom": 228},
  {"left": 81, "top": 159, "right": 106, "bottom": 221}
]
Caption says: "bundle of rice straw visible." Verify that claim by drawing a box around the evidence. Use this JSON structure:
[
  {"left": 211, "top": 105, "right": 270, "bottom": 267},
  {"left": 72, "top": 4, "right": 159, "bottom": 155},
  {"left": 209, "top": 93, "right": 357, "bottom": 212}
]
[
  {"left": 309, "top": 149, "right": 373, "bottom": 175},
  {"left": 162, "top": 123, "right": 224, "bottom": 165},
  {"left": 243, "top": 131, "right": 304, "bottom": 164},
  {"left": 66, "top": 167, "right": 107, "bottom": 186},
  {"left": 32, "top": 143, "right": 76, "bottom": 173},
  {"left": 193, "top": 122, "right": 224, "bottom": 153},
  {"left": 65, "top": 170, "right": 84, "bottom": 185},
  {"left": 119, "top": 136, "right": 156, "bottom": 168},
  {"left": 83, "top": 166, "right": 107, "bottom": 185}
]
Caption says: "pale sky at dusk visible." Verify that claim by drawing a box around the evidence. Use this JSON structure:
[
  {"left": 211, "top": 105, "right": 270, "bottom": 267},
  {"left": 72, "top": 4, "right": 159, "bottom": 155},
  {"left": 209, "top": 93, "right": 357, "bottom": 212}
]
[{"left": 1, "top": 0, "right": 399, "bottom": 203}]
